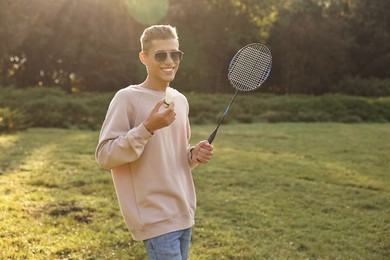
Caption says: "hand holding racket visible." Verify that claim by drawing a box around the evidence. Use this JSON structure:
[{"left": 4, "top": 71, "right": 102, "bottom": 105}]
[{"left": 208, "top": 43, "right": 272, "bottom": 144}]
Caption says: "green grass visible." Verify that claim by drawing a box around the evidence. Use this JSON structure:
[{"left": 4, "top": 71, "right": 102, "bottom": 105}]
[{"left": 1, "top": 124, "right": 389, "bottom": 259}]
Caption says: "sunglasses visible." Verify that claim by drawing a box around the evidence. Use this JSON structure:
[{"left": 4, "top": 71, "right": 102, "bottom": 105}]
[{"left": 144, "top": 50, "right": 184, "bottom": 63}]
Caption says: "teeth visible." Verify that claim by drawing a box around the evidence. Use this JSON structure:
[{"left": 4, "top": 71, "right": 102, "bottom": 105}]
[{"left": 162, "top": 68, "right": 174, "bottom": 72}]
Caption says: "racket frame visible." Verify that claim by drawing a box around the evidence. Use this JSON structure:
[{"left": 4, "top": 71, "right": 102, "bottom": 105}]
[{"left": 207, "top": 43, "right": 272, "bottom": 144}]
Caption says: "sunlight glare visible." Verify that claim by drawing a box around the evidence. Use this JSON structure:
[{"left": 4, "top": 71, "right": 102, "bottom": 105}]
[{"left": 126, "top": 0, "right": 169, "bottom": 25}]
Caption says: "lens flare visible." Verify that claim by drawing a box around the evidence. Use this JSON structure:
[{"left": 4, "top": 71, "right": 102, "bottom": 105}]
[{"left": 126, "top": 0, "right": 169, "bottom": 25}]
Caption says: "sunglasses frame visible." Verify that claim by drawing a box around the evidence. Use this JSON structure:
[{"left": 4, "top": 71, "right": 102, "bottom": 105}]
[{"left": 144, "top": 50, "right": 184, "bottom": 63}]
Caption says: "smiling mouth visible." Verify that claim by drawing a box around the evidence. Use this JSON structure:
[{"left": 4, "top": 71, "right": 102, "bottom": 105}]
[{"left": 161, "top": 67, "right": 175, "bottom": 72}]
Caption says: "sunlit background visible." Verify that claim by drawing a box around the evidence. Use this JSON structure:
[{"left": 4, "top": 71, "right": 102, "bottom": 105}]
[
  {"left": 126, "top": 0, "right": 170, "bottom": 24},
  {"left": 0, "top": 0, "right": 389, "bottom": 95},
  {"left": 1, "top": 1, "right": 390, "bottom": 259}
]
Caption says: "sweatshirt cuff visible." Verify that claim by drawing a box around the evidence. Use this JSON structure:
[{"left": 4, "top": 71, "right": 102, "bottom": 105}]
[
  {"left": 139, "top": 123, "right": 154, "bottom": 138},
  {"left": 126, "top": 123, "right": 153, "bottom": 144},
  {"left": 188, "top": 146, "right": 198, "bottom": 169}
]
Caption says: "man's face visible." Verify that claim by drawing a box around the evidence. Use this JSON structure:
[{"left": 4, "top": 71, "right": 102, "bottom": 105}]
[{"left": 142, "top": 39, "right": 181, "bottom": 87}]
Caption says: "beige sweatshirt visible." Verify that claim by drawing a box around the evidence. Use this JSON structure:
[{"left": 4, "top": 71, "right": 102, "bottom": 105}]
[{"left": 95, "top": 85, "right": 198, "bottom": 241}]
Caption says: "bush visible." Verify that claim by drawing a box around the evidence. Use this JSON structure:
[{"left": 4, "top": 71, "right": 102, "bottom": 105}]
[
  {"left": 0, "top": 107, "right": 29, "bottom": 132},
  {"left": 23, "top": 97, "right": 90, "bottom": 128},
  {"left": 0, "top": 86, "right": 112, "bottom": 130},
  {"left": 374, "top": 97, "right": 390, "bottom": 122},
  {"left": 0, "top": 86, "right": 390, "bottom": 130},
  {"left": 332, "top": 76, "right": 390, "bottom": 97}
]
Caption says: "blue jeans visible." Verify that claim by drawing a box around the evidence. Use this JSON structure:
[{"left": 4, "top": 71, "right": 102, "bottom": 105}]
[{"left": 143, "top": 228, "right": 192, "bottom": 260}]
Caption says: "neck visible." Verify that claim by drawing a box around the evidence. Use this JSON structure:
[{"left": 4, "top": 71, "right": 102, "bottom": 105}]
[{"left": 141, "top": 78, "right": 169, "bottom": 91}]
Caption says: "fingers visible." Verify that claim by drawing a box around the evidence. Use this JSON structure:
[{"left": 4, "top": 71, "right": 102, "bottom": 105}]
[
  {"left": 143, "top": 100, "right": 176, "bottom": 133},
  {"left": 161, "top": 101, "right": 176, "bottom": 122},
  {"left": 192, "top": 140, "right": 213, "bottom": 164},
  {"left": 199, "top": 140, "right": 213, "bottom": 150},
  {"left": 152, "top": 99, "right": 165, "bottom": 112},
  {"left": 164, "top": 109, "right": 176, "bottom": 125},
  {"left": 168, "top": 101, "right": 175, "bottom": 109},
  {"left": 156, "top": 99, "right": 175, "bottom": 111}
]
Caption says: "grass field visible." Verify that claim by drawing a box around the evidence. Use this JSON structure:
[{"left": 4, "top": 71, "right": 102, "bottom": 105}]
[{"left": 0, "top": 124, "right": 389, "bottom": 259}]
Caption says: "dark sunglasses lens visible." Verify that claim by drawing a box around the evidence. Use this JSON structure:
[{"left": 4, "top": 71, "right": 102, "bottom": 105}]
[
  {"left": 154, "top": 51, "right": 183, "bottom": 62},
  {"left": 154, "top": 52, "right": 167, "bottom": 62},
  {"left": 171, "top": 51, "right": 183, "bottom": 61}
]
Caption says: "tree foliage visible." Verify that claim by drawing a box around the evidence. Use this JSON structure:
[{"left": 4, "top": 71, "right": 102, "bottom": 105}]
[
  {"left": 268, "top": 0, "right": 351, "bottom": 94},
  {"left": 0, "top": 0, "right": 389, "bottom": 95}
]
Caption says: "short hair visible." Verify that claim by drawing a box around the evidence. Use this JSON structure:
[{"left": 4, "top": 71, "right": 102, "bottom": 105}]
[{"left": 140, "top": 25, "right": 179, "bottom": 52}]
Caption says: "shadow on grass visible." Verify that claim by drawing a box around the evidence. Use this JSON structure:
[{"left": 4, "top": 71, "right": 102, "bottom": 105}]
[{"left": 0, "top": 128, "right": 110, "bottom": 220}]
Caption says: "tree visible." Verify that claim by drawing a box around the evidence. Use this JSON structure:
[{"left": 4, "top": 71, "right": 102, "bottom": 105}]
[
  {"left": 168, "top": 0, "right": 273, "bottom": 93},
  {"left": 268, "top": 0, "right": 351, "bottom": 94},
  {"left": 347, "top": 0, "right": 390, "bottom": 79},
  {"left": 1, "top": 0, "right": 143, "bottom": 92},
  {"left": 2, "top": 0, "right": 388, "bottom": 94}
]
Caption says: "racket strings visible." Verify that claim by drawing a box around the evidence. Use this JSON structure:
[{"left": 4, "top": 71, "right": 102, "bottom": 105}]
[{"left": 229, "top": 44, "right": 272, "bottom": 92}]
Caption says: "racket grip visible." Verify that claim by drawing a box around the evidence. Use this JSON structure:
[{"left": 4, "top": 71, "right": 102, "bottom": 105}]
[{"left": 207, "top": 128, "right": 218, "bottom": 144}]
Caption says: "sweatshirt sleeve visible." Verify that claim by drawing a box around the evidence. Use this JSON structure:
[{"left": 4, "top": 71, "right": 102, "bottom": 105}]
[
  {"left": 184, "top": 96, "right": 198, "bottom": 170},
  {"left": 95, "top": 90, "right": 153, "bottom": 170},
  {"left": 187, "top": 145, "right": 198, "bottom": 170}
]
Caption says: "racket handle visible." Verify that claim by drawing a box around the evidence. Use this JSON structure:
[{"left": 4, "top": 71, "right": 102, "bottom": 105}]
[
  {"left": 207, "top": 127, "right": 218, "bottom": 144},
  {"left": 207, "top": 90, "right": 239, "bottom": 145}
]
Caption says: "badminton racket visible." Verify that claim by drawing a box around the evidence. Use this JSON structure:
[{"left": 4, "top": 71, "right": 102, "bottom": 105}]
[{"left": 207, "top": 43, "right": 272, "bottom": 144}]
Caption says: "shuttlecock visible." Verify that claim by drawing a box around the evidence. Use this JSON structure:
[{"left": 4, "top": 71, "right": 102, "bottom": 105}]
[{"left": 164, "top": 87, "right": 179, "bottom": 107}]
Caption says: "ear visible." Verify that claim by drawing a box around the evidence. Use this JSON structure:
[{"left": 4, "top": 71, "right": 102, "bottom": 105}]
[{"left": 139, "top": 52, "right": 146, "bottom": 65}]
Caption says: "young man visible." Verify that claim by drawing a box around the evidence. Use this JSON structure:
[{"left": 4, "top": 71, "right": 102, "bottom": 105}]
[{"left": 95, "top": 25, "right": 213, "bottom": 259}]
